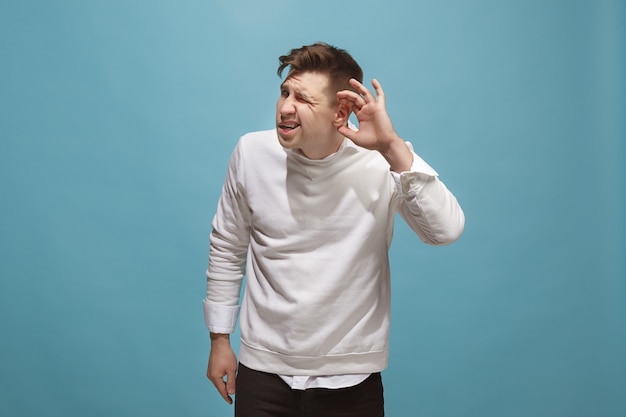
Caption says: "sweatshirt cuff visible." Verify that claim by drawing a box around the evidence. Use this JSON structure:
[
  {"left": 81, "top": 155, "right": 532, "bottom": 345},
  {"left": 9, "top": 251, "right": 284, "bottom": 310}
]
[
  {"left": 391, "top": 142, "right": 439, "bottom": 193},
  {"left": 203, "top": 299, "right": 239, "bottom": 334}
]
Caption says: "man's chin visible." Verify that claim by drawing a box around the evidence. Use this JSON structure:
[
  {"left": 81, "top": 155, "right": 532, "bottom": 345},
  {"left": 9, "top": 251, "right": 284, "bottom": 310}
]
[{"left": 276, "top": 131, "right": 297, "bottom": 149}]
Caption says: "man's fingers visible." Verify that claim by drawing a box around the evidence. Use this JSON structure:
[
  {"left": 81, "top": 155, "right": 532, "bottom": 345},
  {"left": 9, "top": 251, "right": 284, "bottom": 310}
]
[
  {"left": 337, "top": 91, "right": 362, "bottom": 104},
  {"left": 350, "top": 78, "right": 374, "bottom": 102},
  {"left": 347, "top": 78, "right": 386, "bottom": 106},
  {"left": 337, "top": 124, "right": 356, "bottom": 140},
  {"left": 212, "top": 376, "right": 233, "bottom": 404},
  {"left": 371, "top": 78, "right": 386, "bottom": 104},
  {"left": 226, "top": 369, "right": 237, "bottom": 395},
  {"left": 206, "top": 337, "right": 237, "bottom": 405},
  {"left": 208, "top": 372, "right": 234, "bottom": 404}
]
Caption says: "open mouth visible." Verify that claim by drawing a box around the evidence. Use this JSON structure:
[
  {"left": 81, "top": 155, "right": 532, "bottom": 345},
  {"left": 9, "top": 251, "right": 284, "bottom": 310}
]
[
  {"left": 278, "top": 122, "right": 300, "bottom": 131},
  {"left": 277, "top": 122, "right": 301, "bottom": 139}
]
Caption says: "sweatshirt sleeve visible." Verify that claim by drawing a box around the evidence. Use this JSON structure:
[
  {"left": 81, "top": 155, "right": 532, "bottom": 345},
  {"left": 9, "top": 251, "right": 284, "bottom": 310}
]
[
  {"left": 391, "top": 142, "right": 465, "bottom": 246},
  {"left": 203, "top": 140, "right": 251, "bottom": 334}
]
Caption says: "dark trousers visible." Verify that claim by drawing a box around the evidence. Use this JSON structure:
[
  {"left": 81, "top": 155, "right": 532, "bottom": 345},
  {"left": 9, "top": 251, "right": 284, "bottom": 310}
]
[{"left": 235, "top": 363, "right": 385, "bottom": 417}]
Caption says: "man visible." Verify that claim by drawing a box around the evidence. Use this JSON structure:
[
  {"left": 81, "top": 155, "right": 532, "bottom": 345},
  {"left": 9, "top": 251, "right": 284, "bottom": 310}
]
[{"left": 204, "top": 43, "right": 465, "bottom": 417}]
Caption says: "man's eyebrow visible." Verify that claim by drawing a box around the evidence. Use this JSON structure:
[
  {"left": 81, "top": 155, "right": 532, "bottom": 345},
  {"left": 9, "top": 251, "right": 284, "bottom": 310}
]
[
  {"left": 280, "top": 79, "right": 295, "bottom": 90},
  {"left": 298, "top": 91, "right": 314, "bottom": 101},
  {"left": 280, "top": 81, "right": 314, "bottom": 101}
]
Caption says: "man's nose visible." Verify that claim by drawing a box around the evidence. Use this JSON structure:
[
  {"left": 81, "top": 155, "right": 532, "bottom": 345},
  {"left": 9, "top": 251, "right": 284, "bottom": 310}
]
[{"left": 279, "top": 97, "right": 296, "bottom": 115}]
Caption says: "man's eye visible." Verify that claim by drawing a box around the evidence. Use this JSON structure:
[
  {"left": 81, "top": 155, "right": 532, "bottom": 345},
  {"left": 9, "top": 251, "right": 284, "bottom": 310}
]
[{"left": 280, "top": 90, "right": 289, "bottom": 97}]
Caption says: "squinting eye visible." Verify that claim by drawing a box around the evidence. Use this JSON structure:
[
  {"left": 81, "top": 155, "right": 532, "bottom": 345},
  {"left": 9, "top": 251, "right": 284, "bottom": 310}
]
[{"left": 280, "top": 90, "right": 289, "bottom": 97}]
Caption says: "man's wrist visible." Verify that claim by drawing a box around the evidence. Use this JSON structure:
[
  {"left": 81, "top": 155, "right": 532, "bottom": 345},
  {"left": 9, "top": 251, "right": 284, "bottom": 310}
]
[
  {"left": 380, "top": 137, "right": 413, "bottom": 173},
  {"left": 210, "top": 333, "right": 231, "bottom": 344}
]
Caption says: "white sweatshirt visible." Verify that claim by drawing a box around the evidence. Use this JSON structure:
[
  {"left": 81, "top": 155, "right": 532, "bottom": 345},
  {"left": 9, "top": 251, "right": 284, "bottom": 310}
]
[{"left": 204, "top": 129, "right": 464, "bottom": 376}]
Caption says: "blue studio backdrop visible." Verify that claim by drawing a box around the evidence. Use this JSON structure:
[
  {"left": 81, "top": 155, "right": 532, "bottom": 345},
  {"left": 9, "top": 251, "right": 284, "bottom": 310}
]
[{"left": 1, "top": 1, "right": 624, "bottom": 416}]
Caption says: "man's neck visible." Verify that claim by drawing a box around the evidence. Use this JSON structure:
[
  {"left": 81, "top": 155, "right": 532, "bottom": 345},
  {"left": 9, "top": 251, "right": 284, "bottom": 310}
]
[{"left": 298, "top": 135, "right": 344, "bottom": 160}]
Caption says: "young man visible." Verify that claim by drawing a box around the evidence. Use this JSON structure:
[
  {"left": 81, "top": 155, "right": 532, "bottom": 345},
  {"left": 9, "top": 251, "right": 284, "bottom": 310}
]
[{"left": 204, "top": 43, "right": 465, "bottom": 417}]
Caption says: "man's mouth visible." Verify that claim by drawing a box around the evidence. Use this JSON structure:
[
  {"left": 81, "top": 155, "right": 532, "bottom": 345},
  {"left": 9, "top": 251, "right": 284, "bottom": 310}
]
[{"left": 278, "top": 121, "right": 300, "bottom": 131}]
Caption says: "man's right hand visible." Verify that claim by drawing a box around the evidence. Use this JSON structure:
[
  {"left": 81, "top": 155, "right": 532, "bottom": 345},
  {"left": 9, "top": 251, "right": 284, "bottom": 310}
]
[{"left": 207, "top": 333, "right": 238, "bottom": 404}]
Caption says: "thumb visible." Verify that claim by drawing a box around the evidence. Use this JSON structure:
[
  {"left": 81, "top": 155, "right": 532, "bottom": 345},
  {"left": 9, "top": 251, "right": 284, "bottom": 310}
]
[
  {"left": 337, "top": 124, "right": 356, "bottom": 140},
  {"left": 226, "top": 368, "right": 236, "bottom": 395}
]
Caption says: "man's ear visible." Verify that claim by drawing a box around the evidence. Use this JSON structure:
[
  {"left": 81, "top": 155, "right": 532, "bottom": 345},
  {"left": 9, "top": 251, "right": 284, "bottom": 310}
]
[{"left": 333, "top": 100, "right": 352, "bottom": 127}]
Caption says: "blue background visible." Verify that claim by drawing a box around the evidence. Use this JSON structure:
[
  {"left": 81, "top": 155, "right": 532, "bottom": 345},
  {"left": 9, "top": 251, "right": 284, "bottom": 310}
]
[{"left": 1, "top": 0, "right": 624, "bottom": 416}]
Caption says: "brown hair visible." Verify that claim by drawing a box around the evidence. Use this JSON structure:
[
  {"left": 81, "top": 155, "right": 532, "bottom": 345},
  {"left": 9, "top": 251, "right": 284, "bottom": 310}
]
[{"left": 277, "top": 43, "right": 363, "bottom": 94}]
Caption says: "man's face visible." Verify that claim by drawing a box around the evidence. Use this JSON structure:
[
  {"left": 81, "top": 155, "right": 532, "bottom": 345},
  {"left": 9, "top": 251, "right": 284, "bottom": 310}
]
[{"left": 276, "top": 71, "right": 343, "bottom": 159}]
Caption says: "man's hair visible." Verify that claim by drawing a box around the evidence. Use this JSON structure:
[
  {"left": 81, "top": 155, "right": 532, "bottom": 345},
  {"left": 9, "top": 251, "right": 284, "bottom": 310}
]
[{"left": 277, "top": 43, "right": 363, "bottom": 94}]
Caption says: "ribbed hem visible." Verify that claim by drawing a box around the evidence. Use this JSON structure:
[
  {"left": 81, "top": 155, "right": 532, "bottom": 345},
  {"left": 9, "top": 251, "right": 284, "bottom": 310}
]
[{"left": 238, "top": 340, "right": 388, "bottom": 376}]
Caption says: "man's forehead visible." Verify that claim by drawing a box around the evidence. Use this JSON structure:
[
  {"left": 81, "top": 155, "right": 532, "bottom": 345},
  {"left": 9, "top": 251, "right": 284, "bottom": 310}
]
[{"left": 280, "top": 71, "right": 331, "bottom": 93}]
